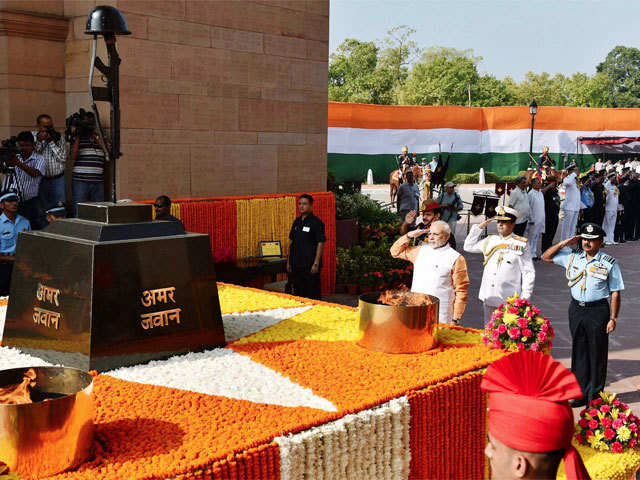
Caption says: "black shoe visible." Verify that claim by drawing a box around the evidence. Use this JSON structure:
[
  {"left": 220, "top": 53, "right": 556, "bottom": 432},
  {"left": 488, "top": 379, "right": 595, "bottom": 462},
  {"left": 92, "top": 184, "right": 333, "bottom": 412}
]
[
  {"left": 619, "top": 239, "right": 627, "bottom": 243},
  {"left": 569, "top": 399, "right": 587, "bottom": 408},
  {"left": 533, "top": 257, "right": 541, "bottom": 261}
]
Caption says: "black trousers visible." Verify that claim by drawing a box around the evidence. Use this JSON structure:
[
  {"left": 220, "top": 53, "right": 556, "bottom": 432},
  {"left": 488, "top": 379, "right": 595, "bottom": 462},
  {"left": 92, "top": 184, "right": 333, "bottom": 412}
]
[
  {"left": 290, "top": 268, "right": 322, "bottom": 300},
  {"left": 634, "top": 207, "right": 640, "bottom": 239},
  {"left": 623, "top": 207, "right": 635, "bottom": 240},
  {"left": 0, "top": 261, "right": 14, "bottom": 296},
  {"left": 568, "top": 298, "right": 609, "bottom": 404},
  {"left": 542, "top": 214, "right": 559, "bottom": 253},
  {"left": 615, "top": 211, "right": 624, "bottom": 242},
  {"left": 513, "top": 222, "right": 527, "bottom": 236}
]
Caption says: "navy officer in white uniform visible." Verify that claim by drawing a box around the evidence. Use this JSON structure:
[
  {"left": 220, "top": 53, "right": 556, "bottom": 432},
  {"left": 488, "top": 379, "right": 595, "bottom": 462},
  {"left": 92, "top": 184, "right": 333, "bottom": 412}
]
[
  {"left": 463, "top": 206, "right": 535, "bottom": 324},
  {"left": 542, "top": 222, "right": 624, "bottom": 406}
]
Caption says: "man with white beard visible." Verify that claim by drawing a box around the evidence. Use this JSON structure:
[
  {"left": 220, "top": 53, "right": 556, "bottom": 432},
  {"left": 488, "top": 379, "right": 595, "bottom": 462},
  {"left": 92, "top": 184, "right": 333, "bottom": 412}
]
[
  {"left": 526, "top": 176, "right": 545, "bottom": 260},
  {"left": 390, "top": 220, "right": 469, "bottom": 324},
  {"left": 603, "top": 172, "right": 620, "bottom": 245}
]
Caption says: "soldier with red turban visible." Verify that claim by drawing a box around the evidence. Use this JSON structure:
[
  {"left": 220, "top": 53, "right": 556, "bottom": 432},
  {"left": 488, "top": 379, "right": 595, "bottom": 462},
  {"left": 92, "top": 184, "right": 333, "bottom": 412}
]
[{"left": 482, "top": 351, "right": 590, "bottom": 479}]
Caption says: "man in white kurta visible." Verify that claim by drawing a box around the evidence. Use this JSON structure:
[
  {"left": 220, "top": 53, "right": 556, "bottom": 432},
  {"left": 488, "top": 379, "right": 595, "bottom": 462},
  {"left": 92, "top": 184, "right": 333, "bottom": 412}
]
[
  {"left": 560, "top": 163, "right": 581, "bottom": 241},
  {"left": 527, "top": 177, "right": 545, "bottom": 259},
  {"left": 463, "top": 206, "right": 536, "bottom": 324},
  {"left": 390, "top": 220, "right": 469, "bottom": 324},
  {"left": 602, "top": 173, "right": 619, "bottom": 245}
]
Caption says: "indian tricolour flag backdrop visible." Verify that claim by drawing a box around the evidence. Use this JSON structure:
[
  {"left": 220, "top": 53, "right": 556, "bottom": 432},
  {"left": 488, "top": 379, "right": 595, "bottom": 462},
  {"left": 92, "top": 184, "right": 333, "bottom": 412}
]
[{"left": 328, "top": 102, "right": 640, "bottom": 183}]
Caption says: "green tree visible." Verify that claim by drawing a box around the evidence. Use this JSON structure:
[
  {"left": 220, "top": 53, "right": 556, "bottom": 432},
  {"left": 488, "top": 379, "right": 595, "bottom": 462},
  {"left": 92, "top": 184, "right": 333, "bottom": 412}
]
[
  {"left": 420, "top": 46, "right": 483, "bottom": 65},
  {"left": 565, "top": 72, "right": 613, "bottom": 107},
  {"left": 402, "top": 56, "right": 479, "bottom": 105},
  {"left": 473, "top": 74, "right": 517, "bottom": 106},
  {"left": 328, "top": 39, "right": 394, "bottom": 104},
  {"left": 378, "top": 25, "right": 421, "bottom": 103},
  {"left": 596, "top": 46, "right": 640, "bottom": 107},
  {"left": 511, "top": 72, "right": 569, "bottom": 105}
]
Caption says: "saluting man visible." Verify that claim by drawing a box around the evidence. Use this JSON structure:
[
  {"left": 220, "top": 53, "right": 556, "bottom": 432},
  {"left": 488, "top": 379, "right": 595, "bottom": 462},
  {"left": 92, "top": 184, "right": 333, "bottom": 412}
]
[
  {"left": 463, "top": 206, "right": 535, "bottom": 323},
  {"left": 542, "top": 223, "right": 624, "bottom": 406}
]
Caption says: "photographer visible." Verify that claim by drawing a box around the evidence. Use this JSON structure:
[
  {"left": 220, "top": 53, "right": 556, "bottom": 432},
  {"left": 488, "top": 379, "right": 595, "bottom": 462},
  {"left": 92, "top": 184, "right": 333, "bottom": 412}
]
[
  {"left": 32, "top": 114, "right": 67, "bottom": 210},
  {"left": 2, "top": 131, "right": 46, "bottom": 229},
  {"left": 70, "top": 111, "right": 106, "bottom": 214}
]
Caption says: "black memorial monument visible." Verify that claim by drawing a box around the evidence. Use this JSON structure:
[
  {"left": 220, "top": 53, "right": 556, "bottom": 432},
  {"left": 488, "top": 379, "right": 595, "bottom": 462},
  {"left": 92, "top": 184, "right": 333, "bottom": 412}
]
[
  {"left": 2, "top": 203, "right": 226, "bottom": 371},
  {"left": 2, "top": 7, "right": 225, "bottom": 370}
]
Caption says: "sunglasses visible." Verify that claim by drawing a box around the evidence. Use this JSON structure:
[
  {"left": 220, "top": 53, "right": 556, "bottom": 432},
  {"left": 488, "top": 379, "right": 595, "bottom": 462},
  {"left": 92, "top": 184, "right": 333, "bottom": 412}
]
[{"left": 153, "top": 203, "right": 166, "bottom": 208}]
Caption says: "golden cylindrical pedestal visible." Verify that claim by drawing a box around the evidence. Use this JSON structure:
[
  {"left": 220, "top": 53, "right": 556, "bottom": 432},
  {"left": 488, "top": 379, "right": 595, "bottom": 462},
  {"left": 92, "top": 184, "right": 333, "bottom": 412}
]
[
  {"left": 358, "top": 292, "right": 439, "bottom": 353},
  {"left": 0, "top": 366, "right": 94, "bottom": 478}
]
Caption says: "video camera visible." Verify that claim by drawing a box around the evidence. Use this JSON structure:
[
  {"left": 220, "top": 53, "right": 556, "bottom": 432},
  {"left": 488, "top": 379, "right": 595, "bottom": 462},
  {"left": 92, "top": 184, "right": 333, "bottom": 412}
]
[
  {"left": 43, "top": 125, "right": 62, "bottom": 143},
  {"left": 0, "top": 136, "right": 20, "bottom": 173},
  {"left": 65, "top": 108, "right": 95, "bottom": 142}
]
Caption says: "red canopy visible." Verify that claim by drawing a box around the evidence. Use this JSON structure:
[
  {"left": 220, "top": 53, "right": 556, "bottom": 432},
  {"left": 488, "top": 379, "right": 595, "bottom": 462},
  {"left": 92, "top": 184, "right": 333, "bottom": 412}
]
[{"left": 578, "top": 136, "right": 640, "bottom": 145}]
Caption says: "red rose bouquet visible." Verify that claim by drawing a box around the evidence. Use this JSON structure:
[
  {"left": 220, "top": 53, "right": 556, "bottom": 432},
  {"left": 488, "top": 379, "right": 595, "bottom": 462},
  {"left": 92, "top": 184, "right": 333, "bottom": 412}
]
[
  {"left": 482, "top": 293, "right": 554, "bottom": 352},
  {"left": 575, "top": 392, "right": 640, "bottom": 452}
]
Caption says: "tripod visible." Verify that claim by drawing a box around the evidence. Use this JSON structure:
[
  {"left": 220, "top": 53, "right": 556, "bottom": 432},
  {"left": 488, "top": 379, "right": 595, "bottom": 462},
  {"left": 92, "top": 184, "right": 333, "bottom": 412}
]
[{"left": 0, "top": 165, "right": 25, "bottom": 204}]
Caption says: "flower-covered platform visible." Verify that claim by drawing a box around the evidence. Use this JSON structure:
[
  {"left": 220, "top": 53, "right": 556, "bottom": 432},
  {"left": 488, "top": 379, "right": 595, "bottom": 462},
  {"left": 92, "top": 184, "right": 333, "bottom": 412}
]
[{"left": 0, "top": 286, "right": 638, "bottom": 480}]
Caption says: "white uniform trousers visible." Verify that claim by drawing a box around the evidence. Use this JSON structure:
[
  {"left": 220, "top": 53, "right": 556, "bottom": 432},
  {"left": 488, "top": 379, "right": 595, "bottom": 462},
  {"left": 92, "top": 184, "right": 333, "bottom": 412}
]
[
  {"left": 526, "top": 224, "right": 544, "bottom": 258},
  {"left": 483, "top": 303, "right": 499, "bottom": 326},
  {"left": 603, "top": 210, "right": 617, "bottom": 243},
  {"left": 560, "top": 210, "right": 579, "bottom": 241},
  {"left": 446, "top": 218, "right": 457, "bottom": 242}
]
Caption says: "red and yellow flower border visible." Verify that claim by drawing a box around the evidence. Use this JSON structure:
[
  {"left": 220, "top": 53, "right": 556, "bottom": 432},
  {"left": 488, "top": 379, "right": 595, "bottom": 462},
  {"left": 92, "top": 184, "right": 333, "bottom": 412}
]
[
  {"left": 141, "top": 192, "right": 336, "bottom": 295},
  {"left": 1, "top": 284, "right": 636, "bottom": 479}
]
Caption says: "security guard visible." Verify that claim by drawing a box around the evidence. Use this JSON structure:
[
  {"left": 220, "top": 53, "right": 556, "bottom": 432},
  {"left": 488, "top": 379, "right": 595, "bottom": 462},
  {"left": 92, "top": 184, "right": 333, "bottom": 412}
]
[
  {"left": 0, "top": 192, "right": 31, "bottom": 295},
  {"left": 541, "top": 223, "right": 624, "bottom": 406},
  {"left": 463, "top": 206, "right": 535, "bottom": 323},
  {"left": 44, "top": 201, "right": 67, "bottom": 224},
  {"left": 287, "top": 194, "right": 326, "bottom": 299}
]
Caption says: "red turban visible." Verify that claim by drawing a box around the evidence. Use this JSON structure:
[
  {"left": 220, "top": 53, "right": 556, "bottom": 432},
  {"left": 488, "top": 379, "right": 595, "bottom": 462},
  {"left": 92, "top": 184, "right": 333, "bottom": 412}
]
[{"left": 481, "top": 351, "right": 590, "bottom": 480}]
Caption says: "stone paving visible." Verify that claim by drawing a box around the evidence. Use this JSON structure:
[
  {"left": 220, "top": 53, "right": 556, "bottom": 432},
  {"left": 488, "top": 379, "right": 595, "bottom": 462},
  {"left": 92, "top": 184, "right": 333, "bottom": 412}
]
[{"left": 327, "top": 219, "right": 640, "bottom": 414}]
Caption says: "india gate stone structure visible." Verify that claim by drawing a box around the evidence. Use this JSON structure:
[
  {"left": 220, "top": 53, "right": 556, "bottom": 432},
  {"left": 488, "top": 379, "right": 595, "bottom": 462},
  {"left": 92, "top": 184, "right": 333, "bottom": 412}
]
[{"left": 0, "top": 0, "right": 329, "bottom": 199}]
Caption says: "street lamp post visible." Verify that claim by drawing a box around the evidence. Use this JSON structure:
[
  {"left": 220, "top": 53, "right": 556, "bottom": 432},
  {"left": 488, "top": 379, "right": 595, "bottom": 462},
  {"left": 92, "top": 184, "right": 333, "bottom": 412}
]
[{"left": 529, "top": 99, "right": 538, "bottom": 156}]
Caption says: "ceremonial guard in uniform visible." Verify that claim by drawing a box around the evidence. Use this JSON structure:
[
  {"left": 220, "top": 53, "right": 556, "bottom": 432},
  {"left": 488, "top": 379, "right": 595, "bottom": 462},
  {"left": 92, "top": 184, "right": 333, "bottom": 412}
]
[
  {"left": 542, "top": 223, "right": 624, "bottom": 405},
  {"left": 463, "top": 206, "right": 535, "bottom": 323},
  {"left": 396, "top": 146, "right": 411, "bottom": 181}
]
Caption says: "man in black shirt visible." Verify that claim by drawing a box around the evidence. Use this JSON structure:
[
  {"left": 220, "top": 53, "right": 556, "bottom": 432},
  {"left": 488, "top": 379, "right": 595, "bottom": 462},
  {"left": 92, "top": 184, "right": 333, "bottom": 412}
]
[
  {"left": 153, "top": 195, "right": 185, "bottom": 231},
  {"left": 287, "top": 194, "right": 326, "bottom": 299}
]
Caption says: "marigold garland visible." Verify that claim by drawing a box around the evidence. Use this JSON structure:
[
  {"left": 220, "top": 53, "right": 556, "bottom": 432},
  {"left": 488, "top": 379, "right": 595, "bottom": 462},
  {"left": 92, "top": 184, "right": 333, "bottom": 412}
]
[
  {"left": 235, "top": 197, "right": 297, "bottom": 259},
  {"left": 44, "top": 375, "right": 333, "bottom": 480},
  {"left": 231, "top": 340, "right": 506, "bottom": 413},
  {"left": 232, "top": 304, "right": 360, "bottom": 344},
  {"left": 407, "top": 370, "right": 487, "bottom": 480},
  {"left": 217, "top": 283, "right": 309, "bottom": 314}
]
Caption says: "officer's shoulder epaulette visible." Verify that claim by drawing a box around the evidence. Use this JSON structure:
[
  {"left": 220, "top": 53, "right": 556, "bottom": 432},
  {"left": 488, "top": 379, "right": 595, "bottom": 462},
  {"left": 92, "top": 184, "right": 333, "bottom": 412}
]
[
  {"left": 600, "top": 253, "right": 616, "bottom": 264},
  {"left": 512, "top": 234, "right": 527, "bottom": 243}
]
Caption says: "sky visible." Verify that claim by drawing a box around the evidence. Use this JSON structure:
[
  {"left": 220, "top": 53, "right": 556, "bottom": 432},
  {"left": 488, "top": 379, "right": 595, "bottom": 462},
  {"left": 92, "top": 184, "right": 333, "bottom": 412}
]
[{"left": 330, "top": 0, "right": 640, "bottom": 80}]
